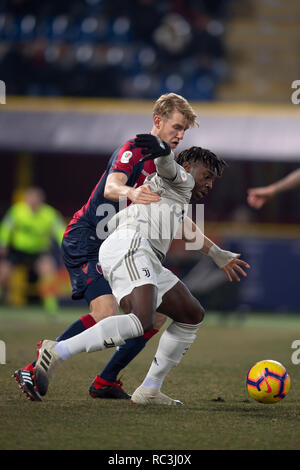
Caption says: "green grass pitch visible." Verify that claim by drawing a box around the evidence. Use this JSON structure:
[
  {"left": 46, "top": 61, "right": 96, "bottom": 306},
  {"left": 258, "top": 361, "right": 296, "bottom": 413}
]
[{"left": 0, "top": 306, "right": 299, "bottom": 450}]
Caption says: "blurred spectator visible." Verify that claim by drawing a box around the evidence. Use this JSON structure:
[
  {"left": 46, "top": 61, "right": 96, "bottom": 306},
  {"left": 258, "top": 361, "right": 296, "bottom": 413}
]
[
  {"left": 0, "top": 187, "right": 66, "bottom": 313},
  {"left": 0, "top": 0, "right": 229, "bottom": 100}
]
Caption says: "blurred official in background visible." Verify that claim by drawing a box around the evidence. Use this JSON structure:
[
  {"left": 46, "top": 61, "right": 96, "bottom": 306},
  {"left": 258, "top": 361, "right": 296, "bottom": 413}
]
[{"left": 0, "top": 187, "right": 65, "bottom": 314}]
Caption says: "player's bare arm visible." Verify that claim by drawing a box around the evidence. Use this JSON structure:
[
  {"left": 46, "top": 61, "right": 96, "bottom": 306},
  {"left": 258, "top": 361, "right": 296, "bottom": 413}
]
[
  {"left": 180, "top": 216, "right": 250, "bottom": 282},
  {"left": 247, "top": 168, "right": 300, "bottom": 209},
  {"left": 104, "top": 172, "right": 161, "bottom": 204}
]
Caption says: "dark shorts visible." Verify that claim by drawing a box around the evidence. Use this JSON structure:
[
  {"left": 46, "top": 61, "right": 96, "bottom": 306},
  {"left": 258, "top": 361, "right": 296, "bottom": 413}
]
[
  {"left": 61, "top": 227, "right": 112, "bottom": 304},
  {"left": 65, "top": 260, "right": 112, "bottom": 304},
  {"left": 7, "top": 248, "right": 47, "bottom": 268}
]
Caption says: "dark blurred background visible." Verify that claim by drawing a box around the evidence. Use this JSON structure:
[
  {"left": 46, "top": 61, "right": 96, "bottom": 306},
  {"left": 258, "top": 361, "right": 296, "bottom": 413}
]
[
  {"left": 1, "top": 0, "right": 300, "bottom": 314},
  {"left": 1, "top": 0, "right": 228, "bottom": 99}
]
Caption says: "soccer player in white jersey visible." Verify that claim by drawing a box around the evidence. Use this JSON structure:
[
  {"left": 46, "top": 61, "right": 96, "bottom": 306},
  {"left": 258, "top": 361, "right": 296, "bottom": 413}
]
[
  {"left": 14, "top": 92, "right": 199, "bottom": 402},
  {"left": 33, "top": 136, "right": 250, "bottom": 405}
]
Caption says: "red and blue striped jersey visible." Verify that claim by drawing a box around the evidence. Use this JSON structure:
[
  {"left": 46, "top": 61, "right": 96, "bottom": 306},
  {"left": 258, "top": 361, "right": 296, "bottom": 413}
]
[{"left": 64, "top": 138, "right": 156, "bottom": 239}]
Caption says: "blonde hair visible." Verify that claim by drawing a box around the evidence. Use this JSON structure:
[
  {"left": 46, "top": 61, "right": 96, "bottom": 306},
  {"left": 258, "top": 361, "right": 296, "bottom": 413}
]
[{"left": 153, "top": 93, "right": 198, "bottom": 128}]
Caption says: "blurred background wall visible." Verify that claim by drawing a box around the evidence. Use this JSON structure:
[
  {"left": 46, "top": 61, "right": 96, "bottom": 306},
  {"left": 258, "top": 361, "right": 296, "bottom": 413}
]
[{"left": 1, "top": 0, "right": 300, "bottom": 313}]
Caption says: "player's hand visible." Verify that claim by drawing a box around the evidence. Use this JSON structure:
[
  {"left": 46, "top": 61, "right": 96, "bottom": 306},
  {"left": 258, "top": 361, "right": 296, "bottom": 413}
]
[
  {"left": 221, "top": 254, "right": 250, "bottom": 282},
  {"left": 128, "top": 184, "right": 161, "bottom": 204},
  {"left": 134, "top": 134, "right": 171, "bottom": 162},
  {"left": 247, "top": 186, "right": 276, "bottom": 209}
]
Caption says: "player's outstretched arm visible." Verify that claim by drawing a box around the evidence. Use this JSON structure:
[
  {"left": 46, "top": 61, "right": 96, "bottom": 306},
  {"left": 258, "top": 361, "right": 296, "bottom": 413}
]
[
  {"left": 180, "top": 216, "right": 250, "bottom": 282},
  {"left": 205, "top": 242, "right": 250, "bottom": 282},
  {"left": 247, "top": 168, "right": 300, "bottom": 209},
  {"left": 247, "top": 185, "right": 276, "bottom": 209}
]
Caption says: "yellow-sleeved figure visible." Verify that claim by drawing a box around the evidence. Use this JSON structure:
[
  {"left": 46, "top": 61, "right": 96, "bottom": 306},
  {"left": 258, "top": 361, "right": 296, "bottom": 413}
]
[{"left": 0, "top": 187, "right": 65, "bottom": 313}]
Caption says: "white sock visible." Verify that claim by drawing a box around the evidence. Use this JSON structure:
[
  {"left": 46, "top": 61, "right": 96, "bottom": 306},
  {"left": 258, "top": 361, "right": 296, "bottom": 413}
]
[
  {"left": 142, "top": 321, "right": 202, "bottom": 390},
  {"left": 54, "top": 313, "right": 144, "bottom": 359}
]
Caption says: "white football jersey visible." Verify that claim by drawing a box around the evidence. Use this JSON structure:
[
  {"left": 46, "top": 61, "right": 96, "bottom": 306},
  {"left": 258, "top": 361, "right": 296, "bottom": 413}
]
[{"left": 107, "top": 153, "right": 195, "bottom": 261}]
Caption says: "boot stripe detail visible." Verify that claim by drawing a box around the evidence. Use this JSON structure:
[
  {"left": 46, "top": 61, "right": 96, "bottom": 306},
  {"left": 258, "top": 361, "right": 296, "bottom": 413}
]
[
  {"left": 23, "top": 377, "right": 33, "bottom": 384},
  {"left": 21, "top": 371, "right": 32, "bottom": 377},
  {"left": 43, "top": 349, "right": 52, "bottom": 360},
  {"left": 42, "top": 356, "right": 50, "bottom": 366},
  {"left": 40, "top": 361, "right": 48, "bottom": 372}
]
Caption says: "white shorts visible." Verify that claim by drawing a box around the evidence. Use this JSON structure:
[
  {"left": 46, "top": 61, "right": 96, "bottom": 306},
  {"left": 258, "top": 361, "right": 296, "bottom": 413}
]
[{"left": 99, "top": 228, "right": 179, "bottom": 308}]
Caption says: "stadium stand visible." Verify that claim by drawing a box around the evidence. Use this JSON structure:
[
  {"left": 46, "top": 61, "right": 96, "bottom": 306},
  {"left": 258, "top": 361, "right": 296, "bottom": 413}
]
[
  {"left": 0, "top": 0, "right": 229, "bottom": 100},
  {"left": 218, "top": 0, "right": 300, "bottom": 102}
]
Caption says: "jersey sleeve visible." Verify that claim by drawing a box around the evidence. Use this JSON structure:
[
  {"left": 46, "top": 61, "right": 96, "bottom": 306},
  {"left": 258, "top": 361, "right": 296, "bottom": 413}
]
[
  {"left": 154, "top": 152, "right": 177, "bottom": 180},
  {"left": 111, "top": 140, "right": 143, "bottom": 178},
  {"left": 173, "top": 164, "right": 195, "bottom": 192}
]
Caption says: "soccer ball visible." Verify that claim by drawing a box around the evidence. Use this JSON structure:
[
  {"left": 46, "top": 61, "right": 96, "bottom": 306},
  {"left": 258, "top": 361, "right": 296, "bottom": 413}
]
[{"left": 246, "top": 360, "right": 290, "bottom": 404}]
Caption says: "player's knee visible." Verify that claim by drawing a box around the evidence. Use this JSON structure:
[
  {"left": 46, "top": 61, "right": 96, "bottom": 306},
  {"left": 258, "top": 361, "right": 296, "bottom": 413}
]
[
  {"left": 153, "top": 312, "right": 167, "bottom": 330},
  {"left": 144, "top": 320, "right": 155, "bottom": 333},
  {"left": 120, "top": 286, "right": 157, "bottom": 332},
  {"left": 185, "top": 300, "right": 205, "bottom": 325},
  {"left": 197, "top": 303, "right": 205, "bottom": 323},
  {"left": 90, "top": 309, "right": 114, "bottom": 323},
  {"left": 90, "top": 303, "right": 118, "bottom": 322},
  {"left": 196, "top": 303, "right": 205, "bottom": 324},
  {"left": 89, "top": 294, "right": 119, "bottom": 323},
  {"left": 135, "top": 314, "right": 155, "bottom": 333}
]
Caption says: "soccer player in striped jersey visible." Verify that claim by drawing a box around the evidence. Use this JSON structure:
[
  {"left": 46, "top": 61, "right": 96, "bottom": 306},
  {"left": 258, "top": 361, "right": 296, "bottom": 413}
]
[{"left": 14, "top": 93, "right": 199, "bottom": 401}]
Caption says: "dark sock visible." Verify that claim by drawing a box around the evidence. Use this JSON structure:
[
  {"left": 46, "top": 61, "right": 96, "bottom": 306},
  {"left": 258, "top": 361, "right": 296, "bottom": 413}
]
[
  {"left": 99, "top": 329, "right": 159, "bottom": 383},
  {"left": 56, "top": 313, "right": 96, "bottom": 341}
]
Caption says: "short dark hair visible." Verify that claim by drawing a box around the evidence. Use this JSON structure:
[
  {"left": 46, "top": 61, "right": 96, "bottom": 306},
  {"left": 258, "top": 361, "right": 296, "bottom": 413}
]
[{"left": 175, "top": 146, "right": 227, "bottom": 177}]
